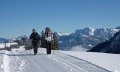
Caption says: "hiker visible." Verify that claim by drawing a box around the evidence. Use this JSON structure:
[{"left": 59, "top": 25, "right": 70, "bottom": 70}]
[
  {"left": 30, "top": 29, "right": 40, "bottom": 55},
  {"left": 45, "top": 27, "right": 53, "bottom": 54}
]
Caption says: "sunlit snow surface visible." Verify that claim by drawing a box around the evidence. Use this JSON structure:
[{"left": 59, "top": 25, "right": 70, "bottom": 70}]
[
  {"left": 0, "top": 47, "right": 119, "bottom": 72},
  {"left": 61, "top": 51, "right": 120, "bottom": 72}
]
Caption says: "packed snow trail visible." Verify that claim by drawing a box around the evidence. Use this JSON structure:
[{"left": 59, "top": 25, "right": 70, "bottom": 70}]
[
  {"left": 0, "top": 48, "right": 110, "bottom": 72},
  {"left": 15, "top": 50, "right": 82, "bottom": 72},
  {"left": 54, "top": 52, "right": 110, "bottom": 72},
  {"left": 0, "top": 50, "right": 83, "bottom": 72}
]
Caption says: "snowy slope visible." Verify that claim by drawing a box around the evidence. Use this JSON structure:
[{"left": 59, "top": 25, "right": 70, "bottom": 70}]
[
  {"left": 61, "top": 51, "right": 120, "bottom": 72},
  {"left": 0, "top": 48, "right": 110, "bottom": 72},
  {"left": 0, "top": 44, "right": 4, "bottom": 49},
  {"left": 89, "top": 31, "right": 120, "bottom": 54}
]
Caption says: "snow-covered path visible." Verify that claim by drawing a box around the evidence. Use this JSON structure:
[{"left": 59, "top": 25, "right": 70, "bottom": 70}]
[
  {"left": 0, "top": 49, "right": 110, "bottom": 72},
  {"left": 54, "top": 52, "right": 110, "bottom": 72},
  {"left": 21, "top": 54, "right": 68, "bottom": 72}
]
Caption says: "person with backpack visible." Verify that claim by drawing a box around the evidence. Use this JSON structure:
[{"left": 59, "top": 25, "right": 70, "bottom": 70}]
[
  {"left": 30, "top": 29, "right": 40, "bottom": 55},
  {"left": 45, "top": 27, "right": 53, "bottom": 54}
]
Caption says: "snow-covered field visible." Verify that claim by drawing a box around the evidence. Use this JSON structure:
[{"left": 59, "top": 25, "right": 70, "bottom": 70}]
[
  {"left": 0, "top": 43, "right": 18, "bottom": 48},
  {"left": 0, "top": 47, "right": 119, "bottom": 72},
  {"left": 70, "top": 46, "right": 89, "bottom": 51},
  {"left": 61, "top": 51, "right": 120, "bottom": 72}
]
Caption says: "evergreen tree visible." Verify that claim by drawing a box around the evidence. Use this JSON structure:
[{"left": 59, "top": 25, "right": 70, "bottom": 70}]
[
  {"left": 52, "top": 32, "right": 59, "bottom": 50},
  {"left": 41, "top": 30, "right": 46, "bottom": 48}
]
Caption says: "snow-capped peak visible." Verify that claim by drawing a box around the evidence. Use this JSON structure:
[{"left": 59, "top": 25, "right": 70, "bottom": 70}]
[
  {"left": 58, "top": 32, "right": 70, "bottom": 36},
  {"left": 111, "top": 28, "right": 120, "bottom": 32},
  {"left": 88, "top": 27, "right": 96, "bottom": 36}
]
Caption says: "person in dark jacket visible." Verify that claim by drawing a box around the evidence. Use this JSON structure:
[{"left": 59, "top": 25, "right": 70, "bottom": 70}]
[{"left": 30, "top": 29, "right": 40, "bottom": 55}]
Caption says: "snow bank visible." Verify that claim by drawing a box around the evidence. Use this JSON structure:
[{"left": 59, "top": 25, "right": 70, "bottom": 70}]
[
  {"left": 0, "top": 44, "right": 5, "bottom": 48},
  {"left": 61, "top": 51, "right": 120, "bottom": 72},
  {"left": 5, "top": 42, "right": 18, "bottom": 47},
  {"left": 11, "top": 46, "right": 25, "bottom": 51},
  {"left": 0, "top": 51, "right": 28, "bottom": 72},
  {"left": 0, "top": 42, "right": 18, "bottom": 48}
]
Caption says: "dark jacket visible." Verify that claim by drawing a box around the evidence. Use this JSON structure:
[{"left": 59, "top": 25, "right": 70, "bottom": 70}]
[{"left": 30, "top": 32, "right": 40, "bottom": 42}]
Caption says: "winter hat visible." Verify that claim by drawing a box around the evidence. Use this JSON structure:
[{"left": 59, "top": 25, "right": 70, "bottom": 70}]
[
  {"left": 45, "top": 27, "right": 50, "bottom": 32},
  {"left": 32, "top": 29, "right": 36, "bottom": 32}
]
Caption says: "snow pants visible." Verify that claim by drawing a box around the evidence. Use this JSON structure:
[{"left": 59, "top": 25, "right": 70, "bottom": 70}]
[
  {"left": 32, "top": 41, "right": 38, "bottom": 54},
  {"left": 46, "top": 41, "right": 52, "bottom": 54}
]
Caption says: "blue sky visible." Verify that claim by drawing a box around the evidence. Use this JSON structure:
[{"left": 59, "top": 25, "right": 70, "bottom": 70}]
[{"left": 0, "top": 0, "right": 120, "bottom": 38}]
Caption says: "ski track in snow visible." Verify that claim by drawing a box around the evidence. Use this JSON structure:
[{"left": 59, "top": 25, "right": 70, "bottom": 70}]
[
  {"left": 47, "top": 55, "right": 79, "bottom": 72},
  {"left": 19, "top": 51, "right": 81, "bottom": 72}
]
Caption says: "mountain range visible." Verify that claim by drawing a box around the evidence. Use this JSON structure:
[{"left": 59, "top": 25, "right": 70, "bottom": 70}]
[
  {"left": 0, "top": 38, "right": 9, "bottom": 43},
  {"left": 58, "top": 27, "right": 120, "bottom": 50},
  {"left": 88, "top": 31, "right": 120, "bottom": 54}
]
